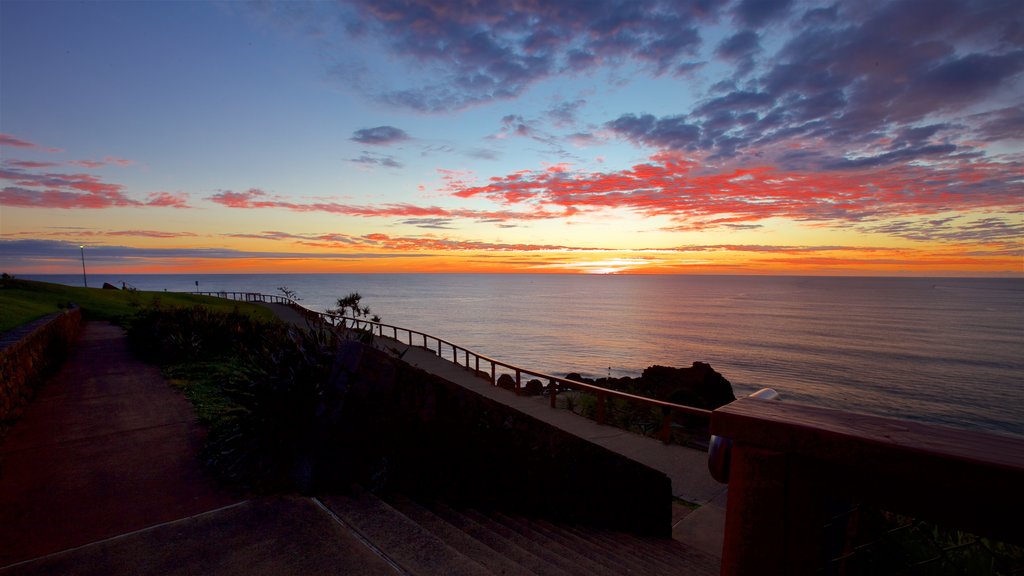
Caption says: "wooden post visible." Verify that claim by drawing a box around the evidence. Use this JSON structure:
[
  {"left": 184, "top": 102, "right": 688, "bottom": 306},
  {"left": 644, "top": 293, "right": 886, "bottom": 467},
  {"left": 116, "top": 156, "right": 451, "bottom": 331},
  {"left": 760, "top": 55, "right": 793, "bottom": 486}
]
[
  {"left": 658, "top": 409, "right": 672, "bottom": 443},
  {"left": 549, "top": 379, "right": 557, "bottom": 408},
  {"left": 596, "top": 392, "right": 606, "bottom": 425},
  {"left": 515, "top": 369, "right": 521, "bottom": 396}
]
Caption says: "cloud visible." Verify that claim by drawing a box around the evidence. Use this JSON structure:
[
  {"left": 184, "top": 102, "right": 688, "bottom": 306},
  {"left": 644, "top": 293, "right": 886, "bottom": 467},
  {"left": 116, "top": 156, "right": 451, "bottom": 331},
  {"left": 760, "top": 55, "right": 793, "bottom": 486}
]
[
  {"left": 0, "top": 239, "right": 432, "bottom": 268},
  {"left": 399, "top": 218, "right": 457, "bottom": 229},
  {"left": 3, "top": 160, "right": 63, "bottom": 169},
  {"left": 351, "top": 152, "right": 404, "bottom": 169},
  {"left": 605, "top": 114, "right": 702, "bottom": 150},
  {"left": 351, "top": 125, "right": 411, "bottom": 145},
  {"left": 69, "top": 157, "right": 134, "bottom": 169},
  {"left": 547, "top": 99, "right": 587, "bottom": 127},
  {"left": 734, "top": 0, "right": 793, "bottom": 28},
  {"left": 0, "top": 168, "right": 190, "bottom": 209},
  {"left": 106, "top": 230, "right": 198, "bottom": 238},
  {"left": 207, "top": 187, "right": 567, "bottom": 223},
  {"left": 595, "top": 0, "right": 1024, "bottom": 169},
  {"left": 859, "top": 216, "right": 1024, "bottom": 246},
  {"left": 0, "top": 134, "right": 62, "bottom": 152},
  {"left": 260, "top": 0, "right": 724, "bottom": 112},
  {"left": 37, "top": 229, "right": 198, "bottom": 239},
  {"left": 145, "top": 192, "right": 191, "bottom": 208},
  {"left": 445, "top": 152, "right": 1023, "bottom": 232}
]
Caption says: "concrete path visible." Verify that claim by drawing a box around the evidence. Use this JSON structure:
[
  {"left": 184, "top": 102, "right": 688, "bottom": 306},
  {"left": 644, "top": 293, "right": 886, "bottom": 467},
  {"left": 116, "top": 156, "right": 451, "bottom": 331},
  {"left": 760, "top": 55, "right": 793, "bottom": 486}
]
[
  {"left": 259, "top": 303, "right": 728, "bottom": 559},
  {"left": 0, "top": 321, "right": 396, "bottom": 574}
]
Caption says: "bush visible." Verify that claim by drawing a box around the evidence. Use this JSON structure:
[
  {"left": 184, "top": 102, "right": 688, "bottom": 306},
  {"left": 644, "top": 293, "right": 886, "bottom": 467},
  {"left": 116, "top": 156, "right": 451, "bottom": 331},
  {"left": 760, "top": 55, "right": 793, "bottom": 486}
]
[{"left": 127, "top": 303, "right": 359, "bottom": 491}]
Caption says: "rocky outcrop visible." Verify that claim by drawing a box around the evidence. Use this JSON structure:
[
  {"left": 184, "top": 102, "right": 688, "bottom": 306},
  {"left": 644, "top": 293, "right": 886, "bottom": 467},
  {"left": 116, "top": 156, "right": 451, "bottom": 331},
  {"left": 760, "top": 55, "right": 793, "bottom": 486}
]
[
  {"left": 640, "top": 362, "right": 735, "bottom": 409},
  {"left": 565, "top": 362, "right": 735, "bottom": 411}
]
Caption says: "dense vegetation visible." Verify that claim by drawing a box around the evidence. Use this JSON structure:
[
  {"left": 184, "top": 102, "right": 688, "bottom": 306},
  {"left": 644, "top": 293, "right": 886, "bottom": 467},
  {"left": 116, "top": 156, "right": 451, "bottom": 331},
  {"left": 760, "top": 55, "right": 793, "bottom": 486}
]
[
  {"left": 0, "top": 275, "right": 273, "bottom": 333},
  {"left": 128, "top": 304, "right": 354, "bottom": 492}
]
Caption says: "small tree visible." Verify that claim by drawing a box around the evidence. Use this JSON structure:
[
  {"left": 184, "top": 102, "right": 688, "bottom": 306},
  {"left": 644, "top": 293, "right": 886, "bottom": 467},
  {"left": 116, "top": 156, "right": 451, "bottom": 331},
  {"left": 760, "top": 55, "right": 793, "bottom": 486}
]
[
  {"left": 277, "top": 286, "right": 300, "bottom": 302},
  {"left": 328, "top": 292, "right": 381, "bottom": 343},
  {"left": 328, "top": 292, "right": 380, "bottom": 323}
]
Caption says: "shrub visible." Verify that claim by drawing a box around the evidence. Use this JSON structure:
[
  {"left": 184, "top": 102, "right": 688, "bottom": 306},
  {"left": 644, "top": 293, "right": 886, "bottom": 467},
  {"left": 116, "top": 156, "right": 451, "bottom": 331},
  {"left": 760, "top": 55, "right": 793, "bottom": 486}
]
[{"left": 127, "top": 303, "right": 358, "bottom": 491}]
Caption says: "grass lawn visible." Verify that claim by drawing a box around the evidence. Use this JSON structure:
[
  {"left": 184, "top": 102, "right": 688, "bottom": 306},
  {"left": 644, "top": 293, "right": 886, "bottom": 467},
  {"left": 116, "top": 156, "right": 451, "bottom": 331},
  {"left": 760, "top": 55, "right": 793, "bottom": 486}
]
[{"left": 0, "top": 276, "right": 274, "bottom": 333}]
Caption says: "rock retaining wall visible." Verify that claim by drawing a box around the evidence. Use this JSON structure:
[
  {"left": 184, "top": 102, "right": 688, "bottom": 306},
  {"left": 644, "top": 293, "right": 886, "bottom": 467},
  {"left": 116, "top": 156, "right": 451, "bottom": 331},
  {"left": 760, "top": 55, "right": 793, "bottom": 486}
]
[{"left": 0, "top": 308, "right": 82, "bottom": 440}]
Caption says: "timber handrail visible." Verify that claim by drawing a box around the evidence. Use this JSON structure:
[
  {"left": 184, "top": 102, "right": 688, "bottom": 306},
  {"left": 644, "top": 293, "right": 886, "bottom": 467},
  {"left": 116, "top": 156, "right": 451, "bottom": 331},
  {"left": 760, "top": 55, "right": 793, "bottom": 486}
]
[
  {"left": 711, "top": 397, "right": 1024, "bottom": 574},
  {"left": 193, "top": 290, "right": 712, "bottom": 441}
]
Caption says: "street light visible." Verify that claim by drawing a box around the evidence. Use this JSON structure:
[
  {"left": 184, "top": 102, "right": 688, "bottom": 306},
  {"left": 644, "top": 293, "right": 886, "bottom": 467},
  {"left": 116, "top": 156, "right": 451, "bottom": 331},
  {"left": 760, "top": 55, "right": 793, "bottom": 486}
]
[{"left": 79, "top": 245, "right": 87, "bottom": 287}]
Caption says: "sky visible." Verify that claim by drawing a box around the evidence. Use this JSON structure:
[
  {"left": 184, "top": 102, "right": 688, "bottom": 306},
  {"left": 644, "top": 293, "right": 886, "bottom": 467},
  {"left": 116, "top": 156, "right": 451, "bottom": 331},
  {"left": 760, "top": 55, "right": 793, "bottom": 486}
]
[{"left": 1, "top": 0, "right": 1022, "bottom": 276}]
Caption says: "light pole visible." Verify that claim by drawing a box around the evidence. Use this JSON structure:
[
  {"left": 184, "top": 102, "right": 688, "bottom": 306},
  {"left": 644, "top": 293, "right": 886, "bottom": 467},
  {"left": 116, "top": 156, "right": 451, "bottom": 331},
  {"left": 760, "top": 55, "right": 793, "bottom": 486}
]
[{"left": 79, "top": 245, "right": 87, "bottom": 287}]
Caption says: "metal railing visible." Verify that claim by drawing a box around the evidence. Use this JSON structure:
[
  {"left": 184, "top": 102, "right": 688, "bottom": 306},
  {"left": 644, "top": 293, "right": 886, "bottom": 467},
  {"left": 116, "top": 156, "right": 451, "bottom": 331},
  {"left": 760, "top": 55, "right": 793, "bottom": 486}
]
[{"left": 192, "top": 290, "right": 712, "bottom": 443}]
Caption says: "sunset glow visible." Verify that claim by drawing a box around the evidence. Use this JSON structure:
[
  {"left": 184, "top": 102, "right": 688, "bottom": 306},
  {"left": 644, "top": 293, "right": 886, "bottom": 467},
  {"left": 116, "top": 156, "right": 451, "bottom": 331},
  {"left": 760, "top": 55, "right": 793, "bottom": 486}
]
[{"left": 1, "top": 1, "right": 1021, "bottom": 276}]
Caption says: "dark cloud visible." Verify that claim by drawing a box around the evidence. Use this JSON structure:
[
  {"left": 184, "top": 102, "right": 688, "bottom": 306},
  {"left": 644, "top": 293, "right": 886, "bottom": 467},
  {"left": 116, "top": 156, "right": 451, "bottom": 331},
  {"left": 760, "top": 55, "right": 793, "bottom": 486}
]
[
  {"left": 351, "top": 152, "right": 404, "bottom": 169},
  {"left": 734, "top": 0, "right": 793, "bottom": 28},
  {"left": 0, "top": 239, "right": 429, "bottom": 268},
  {"left": 716, "top": 30, "right": 760, "bottom": 60},
  {"left": 601, "top": 0, "right": 1024, "bottom": 168},
  {"left": 972, "top": 106, "right": 1024, "bottom": 141},
  {"left": 605, "top": 114, "right": 702, "bottom": 150},
  {"left": 547, "top": 99, "right": 587, "bottom": 127},
  {"left": 287, "top": 0, "right": 727, "bottom": 111},
  {"left": 399, "top": 218, "right": 456, "bottom": 229},
  {"left": 860, "top": 216, "right": 1024, "bottom": 247},
  {"left": 351, "top": 125, "right": 410, "bottom": 145}
]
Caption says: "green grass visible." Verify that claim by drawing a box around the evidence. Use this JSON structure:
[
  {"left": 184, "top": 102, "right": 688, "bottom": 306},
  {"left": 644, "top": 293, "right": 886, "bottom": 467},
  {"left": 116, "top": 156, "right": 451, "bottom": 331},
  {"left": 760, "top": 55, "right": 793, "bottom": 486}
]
[
  {"left": 165, "top": 360, "right": 252, "bottom": 425},
  {"left": 0, "top": 276, "right": 274, "bottom": 333}
]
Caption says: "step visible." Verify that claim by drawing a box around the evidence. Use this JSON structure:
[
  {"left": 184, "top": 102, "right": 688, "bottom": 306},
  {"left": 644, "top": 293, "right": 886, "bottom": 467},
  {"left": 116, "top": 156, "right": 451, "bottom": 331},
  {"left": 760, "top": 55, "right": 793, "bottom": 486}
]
[
  {"left": 576, "top": 524, "right": 719, "bottom": 575},
  {"left": 385, "top": 494, "right": 537, "bottom": 576},
  {"left": 426, "top": 500, "right": 573, "bottom": 576},
  {"left": 482, "top": 510, "right": 635, "bottom": 576},
  {"left": 317, "top": 489, "right": 491, "bottom": 576},
  {"left": 460, "top": 508, "right": 600, "bottom": 576},
  {"left": 527, "top": 517, "right": 667, "bottom": 575}
]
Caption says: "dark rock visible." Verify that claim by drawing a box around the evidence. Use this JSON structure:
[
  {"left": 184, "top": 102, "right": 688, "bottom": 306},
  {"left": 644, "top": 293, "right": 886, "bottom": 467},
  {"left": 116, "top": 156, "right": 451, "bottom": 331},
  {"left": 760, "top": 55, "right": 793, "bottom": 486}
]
[
  {"left": 101, "top": 282, "right": 119, "bottom": 290},
  {"left": 496, "top": 373, "right": 516, "bottom": 391},
  {"left": 523, "top": 378, "right": 543, "bottom": 396},
  {"left": 640, "top": 362, "right": 735, "bottom": 410}
]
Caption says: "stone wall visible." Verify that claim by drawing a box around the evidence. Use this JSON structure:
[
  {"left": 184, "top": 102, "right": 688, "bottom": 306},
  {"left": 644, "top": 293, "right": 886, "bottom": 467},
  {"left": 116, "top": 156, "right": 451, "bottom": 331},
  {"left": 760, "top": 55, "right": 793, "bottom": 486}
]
[
  {"left": 0, "top": 308, "right": 82, "bottom": 440},
  {"left": 333, "top": 342, "right": 672, "bottom": 537}
]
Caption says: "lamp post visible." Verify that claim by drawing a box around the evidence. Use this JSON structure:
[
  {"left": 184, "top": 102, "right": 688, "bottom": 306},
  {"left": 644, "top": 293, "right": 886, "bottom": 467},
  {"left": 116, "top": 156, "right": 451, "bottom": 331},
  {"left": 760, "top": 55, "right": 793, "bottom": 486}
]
[{"left": 79, "top": 245, "right": 87, "bottom": 287}]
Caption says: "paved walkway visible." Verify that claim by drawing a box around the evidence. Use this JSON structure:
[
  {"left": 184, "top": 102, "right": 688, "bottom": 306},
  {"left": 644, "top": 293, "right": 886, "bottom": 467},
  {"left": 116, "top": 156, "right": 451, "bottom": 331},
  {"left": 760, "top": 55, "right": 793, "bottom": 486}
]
[
  {"left": 261, "top": 303, "right": 729, "bottom": 558},
  {"left": 0, "top": 321, "right": 396, "bottom": 574}
]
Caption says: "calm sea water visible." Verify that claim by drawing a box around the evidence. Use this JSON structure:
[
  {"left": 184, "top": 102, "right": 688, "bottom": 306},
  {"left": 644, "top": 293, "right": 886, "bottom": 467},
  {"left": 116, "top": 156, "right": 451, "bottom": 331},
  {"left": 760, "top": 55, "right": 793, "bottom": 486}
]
[{"left": 26, "top": 273, "right": 1024, "bottom": 438}]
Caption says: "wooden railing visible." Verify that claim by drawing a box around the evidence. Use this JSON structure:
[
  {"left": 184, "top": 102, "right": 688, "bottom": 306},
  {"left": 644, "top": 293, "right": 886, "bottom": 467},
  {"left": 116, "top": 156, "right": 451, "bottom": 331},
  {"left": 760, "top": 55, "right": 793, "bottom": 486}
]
[
  {"left": 193, "top": 290, "right": 711, "bottom": 443},
  {"left": 711, "top": 397, "right": 1024, "bottom": 575}
]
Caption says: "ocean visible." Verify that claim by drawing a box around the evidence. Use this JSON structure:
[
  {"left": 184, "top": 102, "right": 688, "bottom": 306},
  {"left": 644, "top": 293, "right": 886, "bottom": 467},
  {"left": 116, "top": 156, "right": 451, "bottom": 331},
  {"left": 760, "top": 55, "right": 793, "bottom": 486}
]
[{"left": 24, "top": 273, "right": 1024, "bottom": 438}]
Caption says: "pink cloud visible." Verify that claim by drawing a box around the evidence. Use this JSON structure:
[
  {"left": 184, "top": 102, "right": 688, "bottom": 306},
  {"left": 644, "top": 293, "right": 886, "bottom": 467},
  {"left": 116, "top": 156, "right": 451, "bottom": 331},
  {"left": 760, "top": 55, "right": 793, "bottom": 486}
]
[
  {"left": 145, "top": 192, "right": 191, "bottom": 208},
  {"left": 0, "top": 134, "right": 40, "bottom": 148},
  {"left": 69, "top": 156, "right": 134, "bottom": 169},
  {"left": 106, "top": 230, "right": 197, "bottom": 238},
  {"left": 1, "top": 168, "right": 190, "bottom": 210},
  {"left": 446, "top": 152, "right": 1024, "bottom": 229},
  {"left": 207, "top": 188, "right": 565, "bottom": 222},
  {"left": 4, "top": 160, "right": 62, "bottom": 169},
  {"left": 0, "top": 133, "right": 62, "bottom": 152}
]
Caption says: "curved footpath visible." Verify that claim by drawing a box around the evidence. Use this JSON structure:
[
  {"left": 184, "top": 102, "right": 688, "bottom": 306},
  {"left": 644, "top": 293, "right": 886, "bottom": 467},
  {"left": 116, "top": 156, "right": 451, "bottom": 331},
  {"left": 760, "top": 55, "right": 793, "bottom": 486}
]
[
  {"left": 0, "top": 321, "right": 397, "bottom": 575},
  {"left": 261, "top": 302, "right": 729, "bottom": 558}
]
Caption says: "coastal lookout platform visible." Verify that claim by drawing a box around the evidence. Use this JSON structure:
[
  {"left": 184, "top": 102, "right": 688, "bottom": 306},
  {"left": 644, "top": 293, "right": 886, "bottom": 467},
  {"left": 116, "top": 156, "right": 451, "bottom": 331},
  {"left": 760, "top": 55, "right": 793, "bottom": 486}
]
[
  {"left": 256, "top": 298, "right": 1024, "bottom": 575},
  {"left": 4, "top": 292, "right": 1021, "bottom": 575},
  {"left": 258, "top": 301, "right": 729, "bottom": 555}
]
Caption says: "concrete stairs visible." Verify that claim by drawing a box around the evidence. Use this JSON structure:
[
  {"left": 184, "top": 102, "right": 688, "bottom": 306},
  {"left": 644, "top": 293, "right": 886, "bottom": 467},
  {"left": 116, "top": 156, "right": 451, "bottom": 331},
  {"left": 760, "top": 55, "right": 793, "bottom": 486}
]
[{"left": 318, "top": 488, "right": 720, "bottom": 576}]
